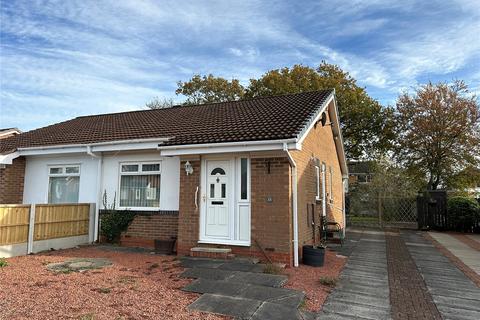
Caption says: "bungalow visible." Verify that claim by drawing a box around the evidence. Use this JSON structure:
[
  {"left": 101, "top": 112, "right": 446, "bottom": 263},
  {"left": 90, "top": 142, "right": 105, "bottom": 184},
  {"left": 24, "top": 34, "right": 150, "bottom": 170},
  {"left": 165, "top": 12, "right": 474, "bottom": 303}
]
[{"left": 0, "top": 90, "right": 347, "bottom": 266}]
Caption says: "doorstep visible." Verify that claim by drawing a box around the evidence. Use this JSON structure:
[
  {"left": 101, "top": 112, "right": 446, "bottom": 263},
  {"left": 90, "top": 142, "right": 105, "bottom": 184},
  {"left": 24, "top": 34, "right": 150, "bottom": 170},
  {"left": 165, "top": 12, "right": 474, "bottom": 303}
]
[{"left": 190, "top": 247, "right": 234, "bottom": 259}]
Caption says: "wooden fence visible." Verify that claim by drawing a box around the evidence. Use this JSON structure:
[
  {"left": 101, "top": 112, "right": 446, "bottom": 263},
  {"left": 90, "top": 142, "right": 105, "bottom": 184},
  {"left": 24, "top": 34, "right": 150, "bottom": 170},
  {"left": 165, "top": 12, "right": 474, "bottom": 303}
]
[
  {"left": 0, "top": 205, "right": 30, "bottom": 245},
  {"left": 34, "top": 204, "right": 90, "bottom": 241},
  {"left": 0, "top": 203, "right": 93, "bottom": 250}
]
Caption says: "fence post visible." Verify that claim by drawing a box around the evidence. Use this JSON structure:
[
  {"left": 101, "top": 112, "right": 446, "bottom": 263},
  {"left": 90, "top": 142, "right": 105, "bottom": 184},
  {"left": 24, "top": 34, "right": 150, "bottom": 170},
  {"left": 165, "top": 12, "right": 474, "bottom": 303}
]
[
  {"left": 27, "top": 204, "right": 35, "bottom": 254},
  {"left": 378, "top": 193, "right": 383, "bottom": 228},
  {"left": 88, "top": 203, "right": 96, "bottom": 243}
]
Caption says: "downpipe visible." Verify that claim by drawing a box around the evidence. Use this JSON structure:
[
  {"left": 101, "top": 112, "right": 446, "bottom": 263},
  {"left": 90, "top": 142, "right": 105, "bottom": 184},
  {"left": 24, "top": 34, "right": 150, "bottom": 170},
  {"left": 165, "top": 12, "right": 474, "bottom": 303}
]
[
  {"left": 284, "top": 143, "right": 299, "bottom": 267},
  {"left": 86, "top": 145, "right": 102, "bottom": 242}
]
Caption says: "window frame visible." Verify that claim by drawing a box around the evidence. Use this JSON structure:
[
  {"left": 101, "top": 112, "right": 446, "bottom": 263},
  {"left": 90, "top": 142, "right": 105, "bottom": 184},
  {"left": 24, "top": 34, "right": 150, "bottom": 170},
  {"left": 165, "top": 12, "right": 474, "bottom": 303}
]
[
  {"left": 47, "top": 164, "right": 81, "bottom": 204},
  {"left": 238, "top": 157, "right": 250, "bottom": 202},
  {"left": 117, "top": 161, "right": 162, "bottom": 210}
]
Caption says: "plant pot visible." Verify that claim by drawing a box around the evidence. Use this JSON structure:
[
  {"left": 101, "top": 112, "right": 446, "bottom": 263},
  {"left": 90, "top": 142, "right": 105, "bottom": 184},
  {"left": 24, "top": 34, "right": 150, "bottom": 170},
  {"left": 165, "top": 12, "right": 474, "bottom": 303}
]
[
  {"left": 302, "top": 245, "right": 325, "bottom": 267},
  {"left": 154, "top": 239, "right": 176, "bottom": 255}
]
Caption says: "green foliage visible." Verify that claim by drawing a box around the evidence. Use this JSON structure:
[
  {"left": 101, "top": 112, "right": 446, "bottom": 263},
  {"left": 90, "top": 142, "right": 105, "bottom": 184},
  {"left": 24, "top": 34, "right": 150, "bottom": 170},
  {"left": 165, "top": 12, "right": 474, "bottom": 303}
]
[
  {"left": 0, "top": 258, "right": 8, "bottom": 268},
  {"left": 445, "top": 166, "right": 480, "bottom": 193},
  {"left": 163, "top": 62, "right": 395, "bottom": 159},
  {"left": 176, "top": 74, "right": 245, "bottom": 105},
  {"left": 247, "top": 63, "right": 396, "bottom": 159},
  {"left": 447, "top": 196, "right": 480, "bottom": 232},
  {"left": 100, "top": 191, "right": 136, "bottom": 243}
]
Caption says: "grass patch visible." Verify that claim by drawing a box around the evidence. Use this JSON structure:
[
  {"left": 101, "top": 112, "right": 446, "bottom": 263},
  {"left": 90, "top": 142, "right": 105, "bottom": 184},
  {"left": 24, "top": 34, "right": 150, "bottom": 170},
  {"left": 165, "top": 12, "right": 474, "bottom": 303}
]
[
  {"left": 319, "top": 276, "right": 338, "bottom": 287},
  {"left": 263, "top": 263, "right": 283, "bottom": 275},
  {"left": 79, "top": 313, "right": 95, "bottom": 320},
  {"left": 0, "top": 258, "right": 8, "bottom": 268}
]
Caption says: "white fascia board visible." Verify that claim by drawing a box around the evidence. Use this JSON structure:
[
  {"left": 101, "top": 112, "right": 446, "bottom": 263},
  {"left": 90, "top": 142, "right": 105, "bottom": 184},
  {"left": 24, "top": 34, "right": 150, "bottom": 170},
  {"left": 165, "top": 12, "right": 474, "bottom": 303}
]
[
  {"left": 159, "top": 139, "right": 298, "bottom": 156},
  {"left": 0, "top": 152, "right": 20, "bottom": 164},
  {"left": 295, "top": 91, "right": 348, "bottom": 176},
  {"left": 297, "top": 92, "right": 334, "bottom": 145},
  {"left": 16, "top": 138, "right": 171, "bottom": 156}
]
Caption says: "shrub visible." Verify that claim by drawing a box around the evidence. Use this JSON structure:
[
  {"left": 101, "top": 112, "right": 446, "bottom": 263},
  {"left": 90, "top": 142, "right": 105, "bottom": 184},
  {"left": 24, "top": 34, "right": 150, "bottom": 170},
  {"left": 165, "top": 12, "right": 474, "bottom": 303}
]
[
  {"left": 100, "top": 191, "right": 136, "bottom": 243},
  {"left": 447, "top": 196, "right": 480, "bottom": 232},
  {"left": 0, "top": 258, "right": 8, "bottom": 268},
  {"left": 263, "top": 263, "right": 284, "bottom": 275},
  {"left": 319, "top": 276, "right": 337, "bottom": 287}
]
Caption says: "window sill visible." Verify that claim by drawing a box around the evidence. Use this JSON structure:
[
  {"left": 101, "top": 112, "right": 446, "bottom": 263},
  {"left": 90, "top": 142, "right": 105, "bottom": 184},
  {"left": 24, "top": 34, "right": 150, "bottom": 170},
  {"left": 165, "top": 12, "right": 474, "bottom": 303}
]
[{"left": 116, "top": 207, "right": 161, "bottom": 211}]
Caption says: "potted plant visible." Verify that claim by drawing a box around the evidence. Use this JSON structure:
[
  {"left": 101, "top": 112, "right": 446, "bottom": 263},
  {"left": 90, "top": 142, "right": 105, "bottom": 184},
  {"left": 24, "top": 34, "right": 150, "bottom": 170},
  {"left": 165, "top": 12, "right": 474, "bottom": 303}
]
[
  {"left": 302, "top": 213, "right": 326, "bottom": 267},
  {"left": 302, "top": 240, "right": 326, "bottom": 267}
]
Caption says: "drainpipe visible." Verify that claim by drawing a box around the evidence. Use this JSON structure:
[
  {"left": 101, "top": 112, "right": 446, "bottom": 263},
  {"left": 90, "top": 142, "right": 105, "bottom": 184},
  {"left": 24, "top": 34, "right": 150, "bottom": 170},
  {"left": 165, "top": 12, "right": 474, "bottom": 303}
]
[
  {"left": 86, "top": 145, "right": 102, "bottom": 242},
  {"left": 284, "top": 143, "right": 299, "bottom": 267}
]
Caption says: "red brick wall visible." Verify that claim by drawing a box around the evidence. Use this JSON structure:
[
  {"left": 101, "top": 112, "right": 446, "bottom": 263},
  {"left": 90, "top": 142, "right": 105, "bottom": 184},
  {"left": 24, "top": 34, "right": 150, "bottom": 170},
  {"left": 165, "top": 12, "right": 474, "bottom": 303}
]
[
  {"left": 120, "top": 213, "right": 178, "bottom": 248},
  {"left": 250, "top": 157, "right": 292, "bottom": 264},
  {"left": 291, "top": 100, "right": 345, "bottom": 255},
  {"left": 176, "top": 157, "right": 293, "bottom": 266},
  {"left": 177, "top": 160, "right": 201, "bottom": 254},
  {"left": 0, "top": 157, "right": 25, "bottom": 204}
]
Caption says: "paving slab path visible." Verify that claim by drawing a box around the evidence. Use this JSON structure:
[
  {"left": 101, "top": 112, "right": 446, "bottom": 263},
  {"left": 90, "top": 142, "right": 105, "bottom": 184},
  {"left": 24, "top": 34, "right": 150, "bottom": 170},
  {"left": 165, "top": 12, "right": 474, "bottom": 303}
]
[
  {"left": 180, "top": 257, "right": 314, "bottom": 320},
  {"left": 428, "top": 232, "right": 480, "bottom": 275}
]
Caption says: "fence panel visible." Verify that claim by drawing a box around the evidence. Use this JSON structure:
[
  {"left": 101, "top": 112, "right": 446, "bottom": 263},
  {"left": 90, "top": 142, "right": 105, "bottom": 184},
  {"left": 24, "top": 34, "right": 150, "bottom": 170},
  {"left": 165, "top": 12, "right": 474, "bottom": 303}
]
[
  {"left": 0, "top": 205, "right": 31, "bottom": 245},
  {"left": 34, "top": 204, "right": 90, "bottom": 241}
]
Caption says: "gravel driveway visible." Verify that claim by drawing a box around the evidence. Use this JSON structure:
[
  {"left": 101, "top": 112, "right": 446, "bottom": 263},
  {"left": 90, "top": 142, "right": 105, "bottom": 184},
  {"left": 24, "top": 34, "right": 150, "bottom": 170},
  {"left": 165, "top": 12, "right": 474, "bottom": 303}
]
[{"left": 0, "top": 246, "right": 226, "bottom": 320}]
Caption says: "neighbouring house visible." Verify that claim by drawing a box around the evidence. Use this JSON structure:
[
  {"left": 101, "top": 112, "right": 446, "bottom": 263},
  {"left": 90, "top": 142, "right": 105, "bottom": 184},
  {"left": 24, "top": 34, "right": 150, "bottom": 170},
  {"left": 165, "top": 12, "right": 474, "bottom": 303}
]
[
  {"left": 0, "top": 127, "right": 22, "bottom": 140},
  {"left": 348, "top": 160, "right": 375, "bottom": 186},
  {"left": 0, "top": 90, "right": 347, "bottom": 266}
]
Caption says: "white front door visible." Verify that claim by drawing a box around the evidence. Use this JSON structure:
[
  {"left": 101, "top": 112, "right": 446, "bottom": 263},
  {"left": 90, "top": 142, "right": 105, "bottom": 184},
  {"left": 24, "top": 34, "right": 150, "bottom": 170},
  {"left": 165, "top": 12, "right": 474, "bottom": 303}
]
[{"left": 205, "top": 160, "right": 230, "bottom": 239}]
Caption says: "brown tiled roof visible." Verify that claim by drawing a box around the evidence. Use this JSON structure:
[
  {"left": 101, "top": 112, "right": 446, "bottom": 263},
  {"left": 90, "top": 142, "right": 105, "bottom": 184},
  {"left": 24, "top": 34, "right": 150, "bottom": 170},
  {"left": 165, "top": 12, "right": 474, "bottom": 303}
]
[{"left": 0, "top": 90, "right": 333, "bottom": 154}]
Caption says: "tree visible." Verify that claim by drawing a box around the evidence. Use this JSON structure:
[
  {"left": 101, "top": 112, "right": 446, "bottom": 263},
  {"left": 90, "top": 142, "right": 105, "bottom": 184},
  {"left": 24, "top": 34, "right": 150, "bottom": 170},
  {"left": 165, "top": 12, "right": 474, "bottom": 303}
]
[
  {"left": 145, "top": 97, "right": 174, "bottom": 109},
  {"left": 172, "top": 63, "right": 395, "bottom": 159},
  {"left": 175, "top": 74, "right": 245, "bottom": 105},
  {"left": 394, "top": 80, "right": 480, "bottom": 190},
  {"left": 246, "top": 63, "right": 395, "bottom": 159}
]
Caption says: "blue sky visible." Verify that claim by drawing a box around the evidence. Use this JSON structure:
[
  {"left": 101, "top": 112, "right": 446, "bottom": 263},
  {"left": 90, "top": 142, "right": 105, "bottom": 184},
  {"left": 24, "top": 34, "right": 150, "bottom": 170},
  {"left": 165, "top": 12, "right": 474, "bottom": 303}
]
[{"left": 1, "top": 0, "right": 479, "bottom": 131}]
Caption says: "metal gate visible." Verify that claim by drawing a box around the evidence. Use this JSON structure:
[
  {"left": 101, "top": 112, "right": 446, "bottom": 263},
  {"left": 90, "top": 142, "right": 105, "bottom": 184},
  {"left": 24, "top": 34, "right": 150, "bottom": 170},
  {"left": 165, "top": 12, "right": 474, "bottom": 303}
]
[{"left": 417, "top": 191, "right": 448, "bottom": 230}]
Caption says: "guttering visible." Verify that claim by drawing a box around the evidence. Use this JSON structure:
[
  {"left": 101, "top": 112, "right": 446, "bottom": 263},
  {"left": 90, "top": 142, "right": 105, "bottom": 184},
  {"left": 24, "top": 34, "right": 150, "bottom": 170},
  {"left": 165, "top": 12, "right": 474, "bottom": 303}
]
[
  {"left": 0, "top": 151, "right": 20, "bottom": 164},
  {"left": 283, "top": 142, "right": 299, "bottom": 267},
  {"left": 18, "top": 137, "right": 172, "bottom": 151},
  {"left": 158, "top": 138, "right": 300, "bottom": 156},
  {"left": 86, "top": 145, "right": 102, "bottom": 242},
  {"left": 16, "top": 137, "right": 172, "bottom": 156}
]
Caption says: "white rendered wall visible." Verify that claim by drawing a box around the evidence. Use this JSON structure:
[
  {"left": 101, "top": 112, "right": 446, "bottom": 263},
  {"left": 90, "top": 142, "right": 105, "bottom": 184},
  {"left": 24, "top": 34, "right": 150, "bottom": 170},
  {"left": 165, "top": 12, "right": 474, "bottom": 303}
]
[
  {"left": 99, "top": 152, "right": 180, "bottom": 211},
  {"left": 23, "top": 152, "right": 180, "bottom": 211},
  {"left": 23, "top": 154, "right": 99, "bottom": 204}
]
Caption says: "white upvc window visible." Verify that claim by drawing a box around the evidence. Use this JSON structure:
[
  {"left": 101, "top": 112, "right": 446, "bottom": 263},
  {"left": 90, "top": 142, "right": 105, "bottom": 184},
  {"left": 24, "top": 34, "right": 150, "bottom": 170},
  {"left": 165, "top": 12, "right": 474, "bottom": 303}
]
[
  {"left": 119, "top": 162, "right": 161, "bottom": 209},
  {"left": 48, "top": 165, "right": 80, "bottom": 204},
  {"left": 315, "top": 165, "right": 321, "bottom": 200}
]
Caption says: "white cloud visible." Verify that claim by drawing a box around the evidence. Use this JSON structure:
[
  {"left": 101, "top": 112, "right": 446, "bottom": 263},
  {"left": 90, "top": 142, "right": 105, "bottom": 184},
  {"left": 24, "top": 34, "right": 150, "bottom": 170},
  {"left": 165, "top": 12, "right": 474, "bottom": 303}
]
[{"left": 0, "top": 0, "right": 479, "bottom": 130}]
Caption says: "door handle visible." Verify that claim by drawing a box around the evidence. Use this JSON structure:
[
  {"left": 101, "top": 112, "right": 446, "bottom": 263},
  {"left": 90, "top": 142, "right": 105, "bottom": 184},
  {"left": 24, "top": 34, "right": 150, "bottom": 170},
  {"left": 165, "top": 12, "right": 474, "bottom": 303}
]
[
  {"left": 195, "top": 186, "right": 199, "bottom": 209},
  {"left": 202, "top": 194, "right": 206, "bottom": 202}
]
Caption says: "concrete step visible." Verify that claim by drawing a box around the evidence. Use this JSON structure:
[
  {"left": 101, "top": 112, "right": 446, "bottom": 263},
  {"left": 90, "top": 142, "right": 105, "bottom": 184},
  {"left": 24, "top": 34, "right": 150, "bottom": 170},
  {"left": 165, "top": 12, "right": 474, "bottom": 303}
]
[{"left": 190, "top": 247, "right": 234, "bottom": 259}]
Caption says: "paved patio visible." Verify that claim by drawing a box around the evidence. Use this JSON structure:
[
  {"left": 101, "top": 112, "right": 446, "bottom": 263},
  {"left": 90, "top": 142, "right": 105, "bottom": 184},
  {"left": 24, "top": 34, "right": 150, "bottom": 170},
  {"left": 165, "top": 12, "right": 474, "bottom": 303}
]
[{"left": 179, "top": 257, "right": 314, "bottom": 320}]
